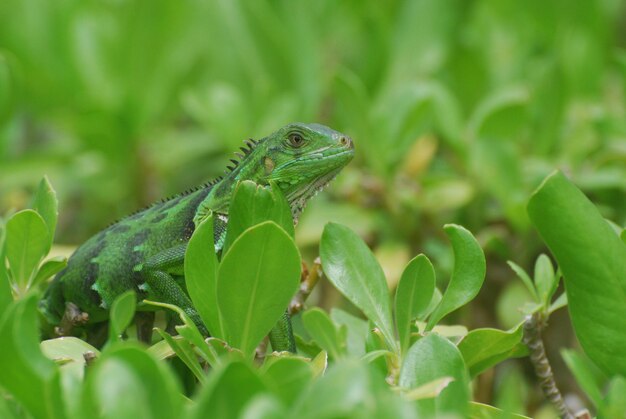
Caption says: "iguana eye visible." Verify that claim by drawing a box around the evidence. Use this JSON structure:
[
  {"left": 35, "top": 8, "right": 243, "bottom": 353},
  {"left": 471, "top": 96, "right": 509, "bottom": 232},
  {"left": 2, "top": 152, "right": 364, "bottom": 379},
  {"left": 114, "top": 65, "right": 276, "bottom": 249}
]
[{"left": 288, "top": 133, "right": 305, "bottom": 148}]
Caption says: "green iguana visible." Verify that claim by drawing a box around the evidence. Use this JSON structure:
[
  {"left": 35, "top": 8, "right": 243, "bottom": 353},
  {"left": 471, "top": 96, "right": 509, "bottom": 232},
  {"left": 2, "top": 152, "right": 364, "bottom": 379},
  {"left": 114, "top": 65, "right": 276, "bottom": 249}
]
[{"left": 39, "top": 122, "right": 354, "bottom": 351}]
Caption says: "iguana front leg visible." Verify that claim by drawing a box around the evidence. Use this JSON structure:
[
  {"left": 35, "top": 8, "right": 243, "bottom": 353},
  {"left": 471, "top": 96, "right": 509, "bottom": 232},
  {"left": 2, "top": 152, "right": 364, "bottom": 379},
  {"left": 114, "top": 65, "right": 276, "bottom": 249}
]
[{"left": 140, "top": 245, "right": 209, "bottom": 335}]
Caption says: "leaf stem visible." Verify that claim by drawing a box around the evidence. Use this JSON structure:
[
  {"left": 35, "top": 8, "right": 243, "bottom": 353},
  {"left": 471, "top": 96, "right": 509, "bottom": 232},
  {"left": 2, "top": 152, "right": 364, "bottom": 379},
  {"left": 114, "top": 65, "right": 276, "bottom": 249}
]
[{"left": 523, "top": 312, "right": 573, "bottom": 419}]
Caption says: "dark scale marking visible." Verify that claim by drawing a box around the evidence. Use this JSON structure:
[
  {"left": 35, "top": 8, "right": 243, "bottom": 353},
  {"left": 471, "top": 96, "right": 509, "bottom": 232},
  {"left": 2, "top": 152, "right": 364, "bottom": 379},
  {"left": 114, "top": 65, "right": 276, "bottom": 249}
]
[
  {"left": 81, "top": 238, "right": 107, "bottom": 307},
  {"left": 151, "top": 212, "right": 168, "bottom": 224},
  {"left": 130, "top": 230, "right": 151, "bottom": 250},
  {"left": 106, "top": 223, "right": 131, "bottom": 234}
]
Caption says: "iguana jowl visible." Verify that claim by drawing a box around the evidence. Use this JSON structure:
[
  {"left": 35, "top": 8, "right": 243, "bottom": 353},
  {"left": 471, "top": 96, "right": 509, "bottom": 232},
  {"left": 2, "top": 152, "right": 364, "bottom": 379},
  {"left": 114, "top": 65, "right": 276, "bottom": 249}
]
[{"left": 39, "top": 122, "right": 354, "bottom": 351}]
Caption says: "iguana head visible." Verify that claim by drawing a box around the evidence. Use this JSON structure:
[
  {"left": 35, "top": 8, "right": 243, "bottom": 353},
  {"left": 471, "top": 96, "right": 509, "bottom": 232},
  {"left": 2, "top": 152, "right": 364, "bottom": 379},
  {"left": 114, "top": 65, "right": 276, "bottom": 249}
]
[{"left": 215, "top": 122, "right": 354, "bottom": 219}]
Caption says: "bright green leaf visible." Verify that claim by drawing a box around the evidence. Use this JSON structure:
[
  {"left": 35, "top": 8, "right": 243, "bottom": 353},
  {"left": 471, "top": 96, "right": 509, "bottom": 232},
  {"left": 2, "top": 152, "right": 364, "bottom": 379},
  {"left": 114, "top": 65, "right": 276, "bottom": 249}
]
[
  {"left": 31, "top": 176, "right": 58, "bottom": 250},
  {"left": 155, "top": 328, "right": 206, "bottom": 383},
  {"left": 189, "top": 361, "right": 268, "bottom": 419},
  {"left": 108, "top": 290, "right": 136, "bottom": 342},
  {"left": 331, "top": 308, "right": 368, "bottom": 357},
  {"left": 320, "top": 223, "right": 397, "bottom": 353},
  {"left": 403, "top": 376, "right": 454, "bottom": 401},
  {"left": 185, "top": 214, "right": 221, "bottom": 337},
  {"left": 5, "top": 209, "right": 49, "bottom": 294},
  {"left": 468, "top": 402, "right": 530, "bottom": 418},
  {"left": 458, "top": 324, "right": 524, "bottom": 377},
  {"left": 534, "top": 254, "right": 556, "bottom": 307},
  {"left": 291, "top": 359, "right": 413, "bottom": 419},
  {"left": 218, "top": 221, "right": 301, "bottom": 358},
  {"left": 32, "top": 257, "right": 67, "bottom": 289},
  {"left": 302, "top": 308, "right": 345, "bottom": 360},
  {"left": 426, "top": 224, "right": 486, "bottom": 330},
  {"left": 399, "top": 333, "right": 470, "bottom": 417},
  {"left": 506, "top": 261, "right": 538, "bottom": 302},
  {"left": 527, "top": 171, "right": 626, "bottom": 376},
  {"left": 261, "top": 357, "right": 313, "bottom": 405},
  {"left": 601, "top": 376, "right": 626, "bottom": 418},
  {"left": 395, "top": 254, "right": 435, "bottom": 354},
  {"left": 222, "top": 180, "right": 294, "bottom": 254},
  {"left": 561, "top": 349, "right": 606, "bottom": 408},
  {"left": 81, "top": 344, "right": 182, "bottom": 419},
  {"left": 0, "top": 295, "right": 66, "bottom": 419},
  {"left": 0, "top": 224, "right": 12, "bottom": 313}
]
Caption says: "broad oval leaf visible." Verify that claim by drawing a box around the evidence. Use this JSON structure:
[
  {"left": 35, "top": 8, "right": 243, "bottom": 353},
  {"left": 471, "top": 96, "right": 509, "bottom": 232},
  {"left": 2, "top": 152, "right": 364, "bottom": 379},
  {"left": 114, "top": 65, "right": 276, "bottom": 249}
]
[
  {"left": 320, "top": 223, "right": 397, "bottom": 352},
  {"left": 399, "top": 333, "right": 470, "bottom": 417},
  {"left": 261, "top": 357, "right": 313, "bottom": 405},
  {"left": 395, "top": 254, "right": 435, "bottom": 354},
  {"left": 5, "top": 209, "right": 49, "bottom": 293},
  {"left": 302, "top": 307, "right": 345, "bottom": 360},
  {"left": 222, "top": 180, "right": 294, "bottom": 254},
  {"left": 457, "top": 325, "right": 525, "bottom": 378},
  {"left": 527, "top": 171, "right": 626, "bottom": 376},
  {"left": 426, "top": 224, "right": 485, "bottom": 331},
  {"left": 189, "top": 361, "right": 268, "bottom": 419},
  {"left": 218, "top": 221, "right": 301, "bottom": 358},
  {"left": 291, "top": 359, "right": 414, "bottom": 419},
  {"left": 185, "top": 215, "right": 221, "bottom": 337},
  {"left": 0, "top": 295, "right": 66, "bottom": 419},
  {"left": 108, "top": 290, "right": 136, "bottom": 342},
  {"left": 81, "top": 344, "right": 182, "bottom": 419}
]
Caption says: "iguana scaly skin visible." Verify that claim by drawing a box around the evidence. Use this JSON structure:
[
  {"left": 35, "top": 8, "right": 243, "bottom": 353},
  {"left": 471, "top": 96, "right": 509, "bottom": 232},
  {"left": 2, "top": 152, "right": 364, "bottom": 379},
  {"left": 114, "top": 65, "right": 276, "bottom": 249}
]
[{"left": 39, "top": 123, "right": 354, "bottom": 351}]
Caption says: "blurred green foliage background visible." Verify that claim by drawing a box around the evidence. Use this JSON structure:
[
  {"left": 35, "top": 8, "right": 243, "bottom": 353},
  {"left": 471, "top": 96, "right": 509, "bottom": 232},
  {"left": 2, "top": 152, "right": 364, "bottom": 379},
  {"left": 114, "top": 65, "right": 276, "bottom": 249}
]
[{"left": 1, "top": 0, "right": 626, "bottom": 414}]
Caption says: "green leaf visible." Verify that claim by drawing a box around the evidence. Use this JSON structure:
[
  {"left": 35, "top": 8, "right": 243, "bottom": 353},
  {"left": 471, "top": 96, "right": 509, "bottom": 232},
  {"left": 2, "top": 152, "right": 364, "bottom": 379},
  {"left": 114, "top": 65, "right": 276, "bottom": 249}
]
[
  {"left": 395, "top": 254, "right": 435, "bottom": 354},
  {"left": 218, "top": 221, "right": 301, "bottom": 358},
  {"left": 561, "top": 349, "right": 606, "bottom": 408},
  {"left": 31, "top": 176, "right": 58, "bottom": 250},
  {"left": 330, "top": 308, "right": 368, "bottom": 357},
  {"left": 81, "top": 344, "right": 182, "bottom": 419},
  {"left": 189, "top": 361, "right": 268, "bottom": 419},
  {"left": 41, "top": 336, "right": 100, "bottom": 382},
  {"left": 5, "top": 209, "right": 50, "bottom": 294},
  {"left": 468, "top": 402, "right": 530, "bottom": 418},
  {"left": 506, "top": 261, "right": 538, "bottom": 302},
  {"left": 185, "top": 215, "right": 221, "bottom": 337},
  {"left": 534, "top": 254, "right": 557, "bottom": 306},
  {"left": 0, "top": 295, "right": 66, "bottom": 419},
  {"left": 548, "top": 292, "right": 568, "bottom": 314},
  {"left": 302, "top": 308, "right": 345, "bottom": 360},
  {"left": 222, "top": 180, "right": 294, "bottom": 254},
  {"left": 0, "top": 224, "right": 12, "bottom": 313},
  {"left": 155, "top": 328, "right": 206, "bottom": 383},
  {"left": 403, "top": 377, "right": 454, "bottom": 401},
  {"left": 527, "top": 171, "right": 626, "bottom": 376},
  {"left": 458, "top": 324, "right": 525, "bottom": 377},
  {"left": 41, "top": 337, "right": 100, "bottom": 364},
  {"left": 32, "top": 256, "right": 67, "bottom": 289},
  {"left": 108, "top": 290, "right": 136, "bottom": 343},
  {"left": 320, "top": 223, "right": 397, "bottom": 353},
  {"left": 601, "top": 376, "right": 626, "bottom": 418},
  {"left": 261, "top": 357, "right": 313, "bottom": 405},
  {"left": 291, "top": 359, "right": 413, "bottom": 419},
  {"left": 143, "top": 300, "right": 224, "bottom": 370},
  {"left": 426, "top": 224, "right": 486, "bottom": 330},
  {"left": 399, "top": 333, "right": 470, "bottom": 417}
]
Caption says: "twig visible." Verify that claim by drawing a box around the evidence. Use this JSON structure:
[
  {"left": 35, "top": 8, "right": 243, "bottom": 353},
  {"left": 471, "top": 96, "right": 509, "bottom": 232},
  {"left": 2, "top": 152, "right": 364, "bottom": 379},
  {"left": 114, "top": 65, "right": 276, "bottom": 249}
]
[
  {"left": 289, "top": 257, "right": 323, "bottom": 315},
  {"left": 523, "top": 313, "right": 573, "bottom": 419}
]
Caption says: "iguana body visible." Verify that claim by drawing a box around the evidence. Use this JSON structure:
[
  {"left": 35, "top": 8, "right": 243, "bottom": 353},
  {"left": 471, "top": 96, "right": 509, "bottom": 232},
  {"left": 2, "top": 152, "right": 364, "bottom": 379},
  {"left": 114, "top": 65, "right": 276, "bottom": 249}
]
[{"left": 39, "top": 123, "right": 354, "bottom": 351}]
